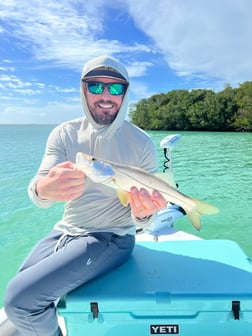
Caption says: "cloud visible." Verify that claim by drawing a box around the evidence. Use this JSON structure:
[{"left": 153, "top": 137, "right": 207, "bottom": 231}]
[
  {"left": 1, "top": 0, "right": 252, "bottom": 124},
  {"left": 0, "top": 74, "right": 31, "bottom": 88},
  {"left": 0, "top": 74, "right": 43, "bottom": 97},
  {"left": 130, "top": 80, "right": 153, "bottom": 101},
  {"left": 1, "top": 0, "right": 252, "bottom": 87},
  {"left": 0, "top": 66, "right": 15, "bottom": 72},
  {"left": 127, "top": 61, "right": 154, "bottom": 77},
  {"left": 0, "top": 100, "right": 82, "bottom": 124},
  {"left": 0, "top": 0, "right": 154, "bottom": 76},
  {"left": 0, "top": 70, "right": 78, "bottom": 97},
  {"left": 126, "top": 0, "right": 252, "bottom": 85}
]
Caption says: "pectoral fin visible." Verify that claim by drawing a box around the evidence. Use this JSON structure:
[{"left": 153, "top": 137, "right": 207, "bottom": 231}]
[{"left": 117, "top": 189, "right": 130, "bottom": 206}]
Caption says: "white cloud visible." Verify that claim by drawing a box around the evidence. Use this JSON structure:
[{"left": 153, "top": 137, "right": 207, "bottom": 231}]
[
  {"left": 127, "top": 61, "right": 154, "bottom": 77},
  {"left": 0, "top": 71, "right": 78, "bottom": 97},
  {"left": 2, "top": 0, "right": 252, "bottom": 87},
  {"left": 1, "top": 0, "right": 252, "bottom": 124},
  {"left": 0, "top": 74, "right": 31, "bottom": 87},
  {"left": 0, "top": 101, "right": 82, "bottom": 124},
  {"left": 126, "top": 0, "right": 252, "bottom": 86},
  {"left": 130, "top": 80, "right": 153, "bottom": 100},
  {"left": 0, "top": 0, "right": 153, "bottom": 76},
  {"left": 54, "top": 86, "right": 78, "bottom": 93},
  {"left": 0, "top": 66, "right": 15, "bottom": 72},
  {"left": 0, "top": 74, "right": 43, "bottom": 96}
]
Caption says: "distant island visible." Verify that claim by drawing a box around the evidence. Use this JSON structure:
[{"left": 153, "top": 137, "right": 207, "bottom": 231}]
[{"left": 130, "top": 81, "right": 252, "bottom": 132}]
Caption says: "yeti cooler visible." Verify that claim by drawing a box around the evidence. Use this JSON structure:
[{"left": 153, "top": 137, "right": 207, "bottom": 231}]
[{"left": 58, "top": 240, "right": 252, "bottom": 335}]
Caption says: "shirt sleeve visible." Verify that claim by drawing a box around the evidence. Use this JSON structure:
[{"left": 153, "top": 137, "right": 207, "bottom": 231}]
[
  {"left": 27, "top": 125, "right": 67, "bottom": 208},
  {"left": 131, "top": 213, "right": 157, "bottom": 228},
  {"left": 28, "top": 177, "right": 55, "bottom": 208}
]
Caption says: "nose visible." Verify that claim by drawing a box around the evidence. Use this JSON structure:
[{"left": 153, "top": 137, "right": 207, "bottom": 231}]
[{"left": 101, "top": 86, "right": 111, "bottom": 97}]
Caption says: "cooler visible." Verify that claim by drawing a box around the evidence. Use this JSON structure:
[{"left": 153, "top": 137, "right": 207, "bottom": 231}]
[{"left": 58, "top": 240, "right": 252, "bottom": 335}]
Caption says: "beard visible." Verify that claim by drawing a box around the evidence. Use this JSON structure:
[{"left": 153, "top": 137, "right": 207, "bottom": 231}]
[
  {"left": 92, "top": 112, "right": 117, "bottom": 125},
  {"left": 89, "top": 100, "right": 119, "bottom": 125}
]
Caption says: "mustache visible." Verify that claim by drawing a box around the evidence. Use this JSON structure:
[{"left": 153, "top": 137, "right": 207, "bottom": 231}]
[{"left": 96, "top": 99, "right": 115, "bottom": 105}]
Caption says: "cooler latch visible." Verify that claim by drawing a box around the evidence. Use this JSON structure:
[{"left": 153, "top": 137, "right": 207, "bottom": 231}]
[
  {"left": 90, "top": 302, "right": 99, "bottom": 318},
  {"left": 232, "top": 300, "right": 240, "bottom": 320}
]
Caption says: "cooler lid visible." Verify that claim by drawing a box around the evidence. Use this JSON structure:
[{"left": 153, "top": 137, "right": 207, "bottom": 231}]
[{"left": 62, "top": 240, "right": 252, "bottom": 313}]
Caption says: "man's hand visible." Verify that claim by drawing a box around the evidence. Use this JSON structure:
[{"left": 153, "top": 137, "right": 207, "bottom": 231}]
[
  {"left": 36, "top": 161, "right": 85, "bottom": 202},
  {"left": 129, "top": 186, "right": 167, "bottom": 219}
]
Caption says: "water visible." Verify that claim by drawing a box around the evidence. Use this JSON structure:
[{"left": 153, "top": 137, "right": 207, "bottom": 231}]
[{"left": 0, "top": 125, "right": 252, "bottom": 306}]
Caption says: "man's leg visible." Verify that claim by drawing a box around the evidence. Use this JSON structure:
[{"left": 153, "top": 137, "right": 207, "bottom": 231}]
[{"left": 4, "top": 231, "right": 134, "bottom": 336}]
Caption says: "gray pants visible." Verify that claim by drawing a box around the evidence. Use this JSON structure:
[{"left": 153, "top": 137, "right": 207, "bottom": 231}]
[{"left": 4, "top": 230, "right": 135, "bottom": 336}]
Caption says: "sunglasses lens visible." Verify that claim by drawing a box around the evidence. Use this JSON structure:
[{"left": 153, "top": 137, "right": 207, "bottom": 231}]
[
  {"left": 86, "top": 82, "right": 126, "bottom": 95},
  {"left": 87, "top": 82, "right": 104, "bottom": 94},
  {"left": 108, "top": 83, "right": 125, "bottom": 95}
]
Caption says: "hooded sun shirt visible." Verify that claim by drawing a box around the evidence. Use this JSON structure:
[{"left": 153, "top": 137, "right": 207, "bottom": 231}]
[
  {"left": 80, "top": 55, "right": 130, "bottom": 157},
  {"left": 28, "top": 55, "right": 158, "bottom": 235}
]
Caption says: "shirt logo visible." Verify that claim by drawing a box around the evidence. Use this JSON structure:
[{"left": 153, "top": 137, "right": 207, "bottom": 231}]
[{"left": 86, "top": 258, "right": 92, "bottom": 266}]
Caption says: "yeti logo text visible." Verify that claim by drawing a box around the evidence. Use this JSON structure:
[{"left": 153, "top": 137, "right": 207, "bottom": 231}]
[{"left": 150, "top": 324, "right": 179, "bottom": 334}]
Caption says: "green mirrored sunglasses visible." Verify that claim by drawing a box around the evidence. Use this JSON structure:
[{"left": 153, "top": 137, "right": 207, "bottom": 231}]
[{"left": 84, "top": 81, "right": 127, "bottom": 95}]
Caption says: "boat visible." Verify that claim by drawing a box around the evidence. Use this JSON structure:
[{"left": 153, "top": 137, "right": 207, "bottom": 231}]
[{"left": 2, "top": 135, "right": 252, "bottom": 335}]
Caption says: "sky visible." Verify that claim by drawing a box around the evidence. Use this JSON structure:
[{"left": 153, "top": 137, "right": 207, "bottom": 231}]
[{"left": 0, "top": 0, "right": 252, "bottom": 124}]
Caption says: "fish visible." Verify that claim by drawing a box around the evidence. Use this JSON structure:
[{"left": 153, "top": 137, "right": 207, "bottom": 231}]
[{"left": 75, "top": 152, "right": 219, "bottom": 231}]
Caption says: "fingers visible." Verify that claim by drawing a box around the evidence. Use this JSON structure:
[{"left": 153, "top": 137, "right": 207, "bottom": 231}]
[
  {"left": 54, "top": 167, "right": 85, "bottom": 201},
  {"left": 36, "top": 161, "right": 85, "bottom": 202},
  {"left": 129, "top": 187, "right": 167, "bottom": 219}
]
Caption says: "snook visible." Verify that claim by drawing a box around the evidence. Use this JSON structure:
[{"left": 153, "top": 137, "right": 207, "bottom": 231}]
[{"left": 76, "top": 152, "right": 219, "bottom": 231}]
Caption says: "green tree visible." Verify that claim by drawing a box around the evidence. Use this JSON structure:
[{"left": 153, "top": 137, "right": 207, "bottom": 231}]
[
  {"left": 233, "top": 82, "right": 252, "bottom": 131},
  {"left": 215, "top": 86, "right": 237, "bottom": 130},
  {"left": 130, "top": 82, "right": 252, "bottom": 132}
]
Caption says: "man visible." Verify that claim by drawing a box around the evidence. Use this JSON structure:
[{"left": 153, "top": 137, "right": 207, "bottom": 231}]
[{"left": 4, "top": 55, "right": 166, "bottom": 335}]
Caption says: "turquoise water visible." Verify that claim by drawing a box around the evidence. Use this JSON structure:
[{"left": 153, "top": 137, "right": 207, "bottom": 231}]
[{"left": 0, "top": 125, "right": 252, "bottom": 306}]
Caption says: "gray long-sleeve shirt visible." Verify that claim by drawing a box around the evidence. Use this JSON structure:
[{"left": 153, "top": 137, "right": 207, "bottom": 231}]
[
  {"left": 28, "top": 117, "right": 158, "bottom": 235},
  {"left": 28, "top": 56, "right": 158, "bottom": 236}
]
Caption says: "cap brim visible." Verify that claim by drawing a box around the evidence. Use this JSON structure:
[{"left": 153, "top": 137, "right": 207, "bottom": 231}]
[{"left": 83, "top": 69, "right": 128, "bottom": 82}]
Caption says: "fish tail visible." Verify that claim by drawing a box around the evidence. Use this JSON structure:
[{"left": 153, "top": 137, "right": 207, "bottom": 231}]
[{"left": 185, "top": 198, "right": 219, "bottom": 231}]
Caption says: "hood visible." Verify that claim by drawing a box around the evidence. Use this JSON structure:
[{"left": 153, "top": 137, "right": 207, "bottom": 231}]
[{"left": 80, "top": 55, "right": 130, "bottom": 140}]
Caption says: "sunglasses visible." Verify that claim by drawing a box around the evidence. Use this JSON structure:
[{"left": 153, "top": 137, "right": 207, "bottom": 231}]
[{"left": 84, "top": 81, "right": 127, "bottom": 95}]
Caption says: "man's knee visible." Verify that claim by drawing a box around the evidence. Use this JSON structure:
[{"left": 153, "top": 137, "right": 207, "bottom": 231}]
[{"left": 4, "top": 277, "right": 27, "bottom": 317}]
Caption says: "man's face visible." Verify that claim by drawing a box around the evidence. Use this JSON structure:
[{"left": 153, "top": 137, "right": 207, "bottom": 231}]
[{"left": 83, "top": 77, "right": 126, "bottom": 125}]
